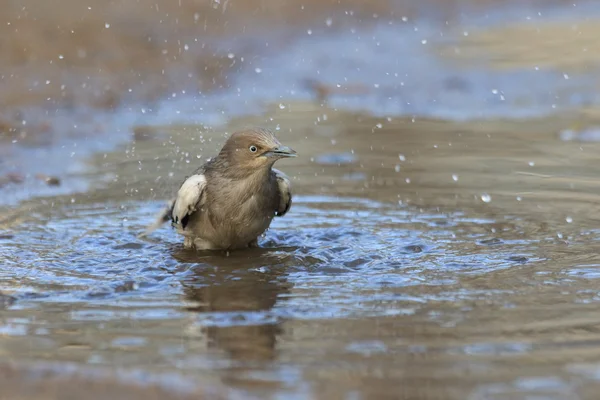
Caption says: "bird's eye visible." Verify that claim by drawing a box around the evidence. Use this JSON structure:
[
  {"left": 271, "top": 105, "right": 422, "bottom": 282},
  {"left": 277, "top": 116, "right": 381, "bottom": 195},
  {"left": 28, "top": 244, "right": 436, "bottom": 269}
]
[{"left": 249, "top": 145, "right": 258, "bottom": 153}]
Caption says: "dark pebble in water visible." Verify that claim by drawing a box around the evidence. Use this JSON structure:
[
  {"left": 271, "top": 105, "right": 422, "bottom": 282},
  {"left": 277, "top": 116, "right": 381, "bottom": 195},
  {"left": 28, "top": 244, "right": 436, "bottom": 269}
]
[
  {"left": 314, "top": 152, "right": 357, "bottom": 165},
  {"left": 0, "top": 292, "right": 16, "bottom": 309},
  {"left": 35, "top": 173, "right": 61, "bottom": 186},
  {"left": 0, "top": 234, "right": 14, "bottom": 240},
  {"left": 113, "top": 242, "right": 145, "bottom": 250},
  {"left": 479, "top": 238, "right": 504, "bottom": 246},
  {"left": 114, "top": 281, "right": 139, "bottom": 292},
  {"left": 404, "top": 245, "right": 424, "bottom": 253},
  {"left": 508, "top": 256, "right": 529, "bottom": 263}
]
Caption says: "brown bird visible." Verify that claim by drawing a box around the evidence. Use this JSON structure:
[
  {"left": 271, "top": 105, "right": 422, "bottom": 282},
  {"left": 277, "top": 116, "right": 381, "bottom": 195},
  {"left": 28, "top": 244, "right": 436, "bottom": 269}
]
[{"left": 140, "top": 128, "right": 296, "bottom": 250}]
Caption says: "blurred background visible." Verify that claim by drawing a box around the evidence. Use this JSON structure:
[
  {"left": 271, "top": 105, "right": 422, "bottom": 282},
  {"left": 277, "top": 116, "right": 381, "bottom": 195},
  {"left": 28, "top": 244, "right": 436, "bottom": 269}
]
[{"left": 3, "top": 0, "right": 600, "bottom": 399}]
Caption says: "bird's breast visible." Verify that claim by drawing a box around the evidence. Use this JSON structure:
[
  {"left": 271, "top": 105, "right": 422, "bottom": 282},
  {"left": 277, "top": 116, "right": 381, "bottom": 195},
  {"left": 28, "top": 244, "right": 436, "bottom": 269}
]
[{"left": 202, "top": 187, "right": 275, "bottom": 245}]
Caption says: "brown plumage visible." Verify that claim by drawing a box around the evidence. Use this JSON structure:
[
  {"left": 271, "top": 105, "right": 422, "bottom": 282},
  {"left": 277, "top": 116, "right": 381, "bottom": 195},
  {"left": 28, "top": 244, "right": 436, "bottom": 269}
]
[{"left": 140, "top": 128, "right": 296, "bottom": 250}]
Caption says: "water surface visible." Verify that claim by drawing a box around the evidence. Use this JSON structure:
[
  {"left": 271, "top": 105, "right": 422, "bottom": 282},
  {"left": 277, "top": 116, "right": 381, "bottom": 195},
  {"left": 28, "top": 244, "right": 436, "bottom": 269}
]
[
  {"left": 5, "top": 1, "right": 600, "bottom": 399},
  {"left": 3, "top": 104, "right": 600, "bottom": 398}
]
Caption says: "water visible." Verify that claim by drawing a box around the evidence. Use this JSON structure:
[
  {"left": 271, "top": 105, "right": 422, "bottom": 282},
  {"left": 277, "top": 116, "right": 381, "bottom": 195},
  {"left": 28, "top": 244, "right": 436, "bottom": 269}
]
[
  {"left": 3, "top": 102, "right": 600, "bottom": 398},
  {"left": 4, "top": 0, "right": 600, "bottom": 398}
]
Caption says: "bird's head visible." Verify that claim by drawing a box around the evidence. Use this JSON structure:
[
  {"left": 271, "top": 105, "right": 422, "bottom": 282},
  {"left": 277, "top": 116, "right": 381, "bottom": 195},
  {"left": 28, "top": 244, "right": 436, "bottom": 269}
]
[{"left": 218, "top": 128, "right": 297, "bottom": 171}]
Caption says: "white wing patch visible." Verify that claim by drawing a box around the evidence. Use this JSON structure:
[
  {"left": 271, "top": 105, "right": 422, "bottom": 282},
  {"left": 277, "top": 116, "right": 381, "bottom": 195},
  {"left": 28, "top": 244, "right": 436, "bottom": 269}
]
[
  {"left": 172, "top": 174, "right": 207, "bottom": 229},
  {"left": 273, "top": 168, "right": 292, "bottom": 217}
]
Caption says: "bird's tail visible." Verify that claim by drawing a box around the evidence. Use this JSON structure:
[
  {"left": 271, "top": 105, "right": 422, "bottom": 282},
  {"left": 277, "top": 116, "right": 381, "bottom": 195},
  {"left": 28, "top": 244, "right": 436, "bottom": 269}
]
[{"left": 138, "top": 199, "right": 175, "bottom": 238}]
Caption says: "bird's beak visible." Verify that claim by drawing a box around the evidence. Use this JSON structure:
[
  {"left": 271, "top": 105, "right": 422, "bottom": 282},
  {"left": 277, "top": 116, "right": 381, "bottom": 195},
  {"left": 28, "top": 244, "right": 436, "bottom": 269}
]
[{"left": 263, "top": 145, "right": 297, "bottom": 158}]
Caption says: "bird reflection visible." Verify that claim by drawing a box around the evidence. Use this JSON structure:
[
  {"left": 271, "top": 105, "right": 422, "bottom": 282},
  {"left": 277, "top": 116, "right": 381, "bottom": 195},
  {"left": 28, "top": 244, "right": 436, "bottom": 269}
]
[{"left": 172, "top": 247, "right": 294, "bottom": 364}]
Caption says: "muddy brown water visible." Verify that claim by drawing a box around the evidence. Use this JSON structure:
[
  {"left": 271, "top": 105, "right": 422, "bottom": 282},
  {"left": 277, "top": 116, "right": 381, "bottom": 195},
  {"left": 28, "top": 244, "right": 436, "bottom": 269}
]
[
  {"left": 4, "top": 104, "right": 600, "bottom": 399},
  {"left": 4, "top": 0, "right": 600, "bottom": 399}
]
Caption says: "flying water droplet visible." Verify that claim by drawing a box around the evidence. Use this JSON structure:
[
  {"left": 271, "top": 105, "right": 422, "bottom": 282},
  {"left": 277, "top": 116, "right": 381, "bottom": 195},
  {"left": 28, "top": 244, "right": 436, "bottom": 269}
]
[
  {"left": 481, "top": 193, "right": 492, "bottom": 203},
  {"left": 452, "top": 174, "right": 458, "bottom": 181},
  {"left": 566, "top": 216, "right": 573, "bottom": 223}
]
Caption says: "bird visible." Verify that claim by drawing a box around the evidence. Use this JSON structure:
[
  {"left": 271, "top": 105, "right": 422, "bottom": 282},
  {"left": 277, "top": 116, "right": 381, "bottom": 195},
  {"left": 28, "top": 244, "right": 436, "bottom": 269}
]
[{"left": 140, "top": 128, "right": 296, "bottom": 250}]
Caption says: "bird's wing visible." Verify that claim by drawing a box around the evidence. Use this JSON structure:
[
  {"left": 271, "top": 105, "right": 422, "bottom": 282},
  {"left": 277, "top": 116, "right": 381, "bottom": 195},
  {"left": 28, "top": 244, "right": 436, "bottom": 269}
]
[
  {"left": 171, "top": 174, "right": 207, "bottom": 229},
  {"left": 273, "top": 168, "right": 292, "bottom": 217}
]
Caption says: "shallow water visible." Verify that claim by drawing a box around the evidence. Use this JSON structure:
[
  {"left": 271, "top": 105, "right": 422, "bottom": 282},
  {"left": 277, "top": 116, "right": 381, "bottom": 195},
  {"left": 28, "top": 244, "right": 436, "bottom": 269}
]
[
  {"left": 5, "top": 0, "right": 600, "bottom": 399},
  {"left": 3, "top": 102, "right": 600, "bottom": 398}
]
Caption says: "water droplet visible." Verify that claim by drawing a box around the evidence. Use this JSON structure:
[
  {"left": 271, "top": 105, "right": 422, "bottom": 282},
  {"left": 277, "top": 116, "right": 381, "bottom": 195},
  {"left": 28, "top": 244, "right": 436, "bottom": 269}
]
[
  {"left": 394, "top": 165, "right": 401, "bottom": 172},
  {"left": 375, "top": 123, "right": 382, "bottom": 129},
  {"left": 279, "top": 103, "right": 286, "bottom": 109},
  {"left": 405, "top": 178, "right": 411, "bottom": 183},
  {"left": 421, "top": 39, "right": 427, "bottom": 44},
  {"left": 325, "top": 18, "right": 332, "bottom": 26},
  {"left": 563, "top": 73, "right": 569, "bottom": 80},
  {"left": 516, "top": 196, "right": 522, "bottom": 201},
  {"left": 452, "top": 174, "right": 458, "bottom": 181},
  {"left": 566, "top": 216, "right": 573, "bottom": 223},
  {"left": 402, "top": 16, "right": 408, "bottom": 22},
  {"left": 528, "top": 161, "right": 535, "bottom": 166},
  {"left": 254, "top": 67, "right": 262, "bottom": 74},
  {"left": 481, "top": 193, "right": 492, "bottom": 203},
  {"left": 491, "top": 89, "right": 498, "bottom": 94},
  {"left": 105, "top": 23, "right": 110, "bottom": 28},
  {"left": 398, "top": 154, "right": 406, "bottom": 161},
  {"left": 228, "top": 53, "right": 235, "bottom": 58},
  {"left": 307, "top": 29, "right": 312, "bottom": 35}
]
